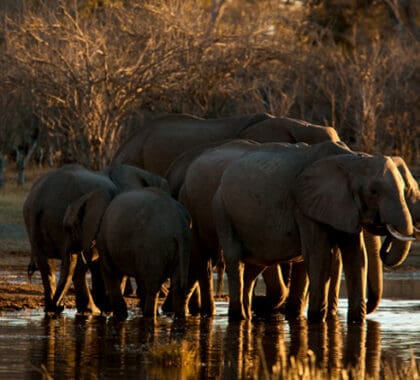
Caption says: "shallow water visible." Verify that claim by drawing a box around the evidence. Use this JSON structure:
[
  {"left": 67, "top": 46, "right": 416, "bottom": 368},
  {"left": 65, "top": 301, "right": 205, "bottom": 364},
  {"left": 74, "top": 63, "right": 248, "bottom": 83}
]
[{"left": 0, "top": 299, "right": 418, "bottom": 379}]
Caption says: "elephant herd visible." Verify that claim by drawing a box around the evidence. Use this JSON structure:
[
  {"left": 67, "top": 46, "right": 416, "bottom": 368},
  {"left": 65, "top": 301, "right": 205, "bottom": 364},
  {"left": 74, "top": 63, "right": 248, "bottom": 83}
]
[{"left": 23, "top": 113, "right": 420, "bottom": 323}]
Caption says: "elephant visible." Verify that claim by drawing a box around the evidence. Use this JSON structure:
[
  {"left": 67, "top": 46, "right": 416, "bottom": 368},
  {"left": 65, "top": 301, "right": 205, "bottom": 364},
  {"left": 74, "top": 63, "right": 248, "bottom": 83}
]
[
  {"left": 111, "top": 113, "right": 340, "bottom": 313},
  {"left": 23, "top": 163, "right": 169, "bottom": 314},
  {"left": 62, "top": 189, "right": 193, "bottom": 320},
  {"left": 165, "top": 138, "right": 413, "bottom": 319},
  {"left": 112, "top": 113, "right": 340, "bottom": 176},
  {"left": 328, "top": 156, "right": 420, "bottom": 316},
  {"left": 212, "top": 144, "right": 414, "bottom": 322},
  {"left": 163, "top": 140, "right": 353, "bottom": 317}
]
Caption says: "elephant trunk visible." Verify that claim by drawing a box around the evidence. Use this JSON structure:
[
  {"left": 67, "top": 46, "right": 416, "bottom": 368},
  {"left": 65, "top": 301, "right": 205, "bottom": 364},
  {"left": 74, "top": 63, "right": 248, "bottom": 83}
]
[
  {"left": 380, "top": 238, "right": 412, "bottom": 268},
  {"left": 363, "top": 231, "right": 383, "bottom": 314},
  {"left": 379, "top": 199, "right": 414, "bottom": 267}
]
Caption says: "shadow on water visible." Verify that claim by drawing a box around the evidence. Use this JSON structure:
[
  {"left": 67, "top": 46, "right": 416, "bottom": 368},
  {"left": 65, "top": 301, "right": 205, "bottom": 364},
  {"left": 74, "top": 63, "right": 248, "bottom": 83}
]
[{"left": 0, "top": 299, "right": 419, "bottom": 379}]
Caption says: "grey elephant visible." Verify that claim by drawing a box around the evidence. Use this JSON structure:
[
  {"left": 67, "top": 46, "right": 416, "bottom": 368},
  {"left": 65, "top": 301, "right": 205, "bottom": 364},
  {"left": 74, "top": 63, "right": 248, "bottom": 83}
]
[
  {"left": 111, "top": 113, "right": 340, "bottom": 313},
  {"left": 23, "top": 164, "right": 168, "bottom": 314},
  {"left": 63, "top": 189, "right": 192, "bottom": 320},
  {"left": 327, "top": 155, "right": 420, "bottom": 315},
  {"left": 212, "top": 145, "right": 414, "bottom": 322},
  {"left": 112, "top": 113, "right": 340, "bottom": 176},
  {"left": 165, "top": 139, "right": 409, "bottom": 319}
]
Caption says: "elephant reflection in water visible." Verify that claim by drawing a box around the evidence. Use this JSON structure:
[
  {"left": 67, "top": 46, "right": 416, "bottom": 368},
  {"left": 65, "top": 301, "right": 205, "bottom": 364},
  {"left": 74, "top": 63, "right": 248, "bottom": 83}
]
[
  {"left": 29, "top": 315, "right": 105, "bottom": 378},
  {"left": 30, "top": 316, "right": 382, "bottom": 378},
  {"left": 222, "top": 318, "right": 382, "bottom": 379}
]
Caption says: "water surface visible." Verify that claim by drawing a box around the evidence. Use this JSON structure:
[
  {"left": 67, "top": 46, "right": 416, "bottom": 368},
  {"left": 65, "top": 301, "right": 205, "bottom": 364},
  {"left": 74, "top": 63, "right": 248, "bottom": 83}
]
[{"left": 0, "top": 299, "right": 418, "bottom": 379}]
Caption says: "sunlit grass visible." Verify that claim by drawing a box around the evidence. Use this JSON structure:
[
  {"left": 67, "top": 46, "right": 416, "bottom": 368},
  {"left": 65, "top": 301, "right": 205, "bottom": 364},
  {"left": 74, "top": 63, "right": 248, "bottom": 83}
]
[
  {"left": 147, "top": 341, "right": 198, "bottom": 367},
  {"left": 257, "top": 339, "right": 419, "bottom": 380}
]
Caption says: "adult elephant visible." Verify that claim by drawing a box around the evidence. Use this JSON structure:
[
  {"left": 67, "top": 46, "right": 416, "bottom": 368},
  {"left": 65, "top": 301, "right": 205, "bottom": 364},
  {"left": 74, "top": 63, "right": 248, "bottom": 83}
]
[
  {"left": 165, "top": 140, "right": 351, "bottom": 317},
  {"left": 112, "top": 113, "right": 340, "bottom": 314},
  {"left": 212, "top": 145, "right": 415, "bottom": 322},
  {"left": 327, "top": 155, "right": 420, "bottom": 316},
  {"left": 112, "top": 113, "right": 340, "bottom": 176},
  {"left": 62, "top": 189, "right": 192, "bottom": 320},
  {"left": 23, "top": 164, "right": 168, "bottom": 314}
]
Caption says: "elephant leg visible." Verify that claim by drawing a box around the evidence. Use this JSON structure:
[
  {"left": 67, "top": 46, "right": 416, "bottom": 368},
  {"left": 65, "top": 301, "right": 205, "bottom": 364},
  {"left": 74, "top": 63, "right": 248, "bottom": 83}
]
[
  {"left": 296, "top": 211, "right": 331, "bottom": 323},
  {"left": 189, "top": 229, "right": 215, "bottom": 316},
  {"left": 142, "top": 283, "right": 159, "bottom": 319},
  {"left": 285, "top": 261, "right": 309, "bottom": 320},
  {"left": 338, "top": 232, "right": 367, "bottom": 323},
  {"left": 143, "top": 293, "right": 159, "bottom": 319},
  {"left": 89, "top": 259, "right": 110, "bottom": 313},
  {"left": 122, "top": 277, "right": 134, "bottom": 296},
  {"left": 280, "top": 263, "right": 292, "bottom": 290},
  {"left": 35, "top": 253, "right": 57, "bottom": 313},
  {"left": 328, "top": 247, "right": 342, "bottom": 317},
  {"left": 363, "top": 231, "right": 383, "bottom": 314},
  {"left": 197, "top": 256, "right": 216, "bottom": 316},
  {"left": 102, "top": 265, "right": 127, "bottom": 320},
  {"left": 161, "top": 282, "right": 199, "bottom": 315},
  {"left": 171, "top": 274, "right": 189, "bottom": 319},
  {"left": 72, "top": 257, "right": 100, "bottom": 315},
  {"left": 253, "top": 265, "right": 288, "bottom": 315},
  {"left": 187, "top": 283, "right": 201, "bottom": 315},
  {"left": 213, "top": 191, "right": 246, "bottom": 320},
  {"left": 51, "top": 252, "right": 78, "bottom": 313},
  {"left": 243, "top": 263, "right": 265, "bottom": 318}
]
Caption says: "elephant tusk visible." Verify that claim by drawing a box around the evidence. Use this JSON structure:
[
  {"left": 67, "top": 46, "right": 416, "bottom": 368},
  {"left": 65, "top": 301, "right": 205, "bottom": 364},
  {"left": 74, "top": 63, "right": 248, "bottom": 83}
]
[{"left": 386, "top": 224, "right": 415, "bottom": 242}]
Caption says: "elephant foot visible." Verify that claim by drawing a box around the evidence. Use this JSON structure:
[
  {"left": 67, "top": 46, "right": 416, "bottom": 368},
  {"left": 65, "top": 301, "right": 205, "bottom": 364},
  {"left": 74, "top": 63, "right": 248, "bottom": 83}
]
[
  {"left": 228, "top": 308, "right": 248, "bottom": 321},
  {"left": 347, "top": 313, "right": 365, "bottom": 324},
  {"left": 252, "top": 296, "right": 283, "bottom": 316},
  {"left": 307, "top": 310, "right": 327, "bottom": 323},
  {"left": 45, "top": 304, "right": 65, "bottom": 315},
  {"left": 199, "top": 302, "right": 216, "bottom": 317},
  {"left": 113, "top": 309, "right": 128, "bottom": 321}
]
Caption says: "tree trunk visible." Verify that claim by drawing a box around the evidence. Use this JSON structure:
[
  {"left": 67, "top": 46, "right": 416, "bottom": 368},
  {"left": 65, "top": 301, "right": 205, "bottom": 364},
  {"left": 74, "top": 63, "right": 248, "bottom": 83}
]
[{"left": 16, "top": 148, "right": 25, "bottom": 186}]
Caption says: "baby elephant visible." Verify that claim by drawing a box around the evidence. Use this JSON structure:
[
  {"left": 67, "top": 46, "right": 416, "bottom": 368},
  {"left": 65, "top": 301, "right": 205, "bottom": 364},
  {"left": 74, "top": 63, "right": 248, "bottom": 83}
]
[{"left": 64, "top": 189, "right": 192, "bottom": 320}]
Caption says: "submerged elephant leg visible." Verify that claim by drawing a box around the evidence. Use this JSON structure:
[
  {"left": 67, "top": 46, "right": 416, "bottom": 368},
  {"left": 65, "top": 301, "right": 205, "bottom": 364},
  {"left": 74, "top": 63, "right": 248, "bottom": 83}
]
[
  {"left": 285, "top": 261, "right": 309, "bottom": 320},
  {"left": 243, "top": 263, "right": 265, "bottom": 318},
  {"left": 338, "top": 232, "right": 367, "bottom": 323},
  {"left": 328, "top": 247, "right": 342, "bottom": 316}
]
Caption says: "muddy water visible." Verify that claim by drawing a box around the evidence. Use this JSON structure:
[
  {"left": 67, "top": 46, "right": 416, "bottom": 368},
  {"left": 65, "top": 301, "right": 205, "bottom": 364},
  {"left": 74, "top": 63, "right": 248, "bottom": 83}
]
[{"left": 0, "top": 299, "right": 419, "bottom": 379}]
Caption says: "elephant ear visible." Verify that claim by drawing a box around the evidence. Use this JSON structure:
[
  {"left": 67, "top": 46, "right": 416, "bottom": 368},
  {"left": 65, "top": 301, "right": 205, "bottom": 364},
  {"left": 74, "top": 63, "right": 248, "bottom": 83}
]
[
  {"left": 109, "top": 164, "right": 169, "bottom": 193},
  {"left": 63, "top": 190, "right": 112, "bottom": 255},
  {"left": 294, "top": 156, "right": 360, "bottom": 234}
]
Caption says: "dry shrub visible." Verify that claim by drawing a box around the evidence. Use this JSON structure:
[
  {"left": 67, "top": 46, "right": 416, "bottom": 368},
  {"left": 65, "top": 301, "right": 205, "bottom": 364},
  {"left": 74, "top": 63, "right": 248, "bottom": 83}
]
[{"left": 0, "top": 0, "right": 418, "bottom": 167}]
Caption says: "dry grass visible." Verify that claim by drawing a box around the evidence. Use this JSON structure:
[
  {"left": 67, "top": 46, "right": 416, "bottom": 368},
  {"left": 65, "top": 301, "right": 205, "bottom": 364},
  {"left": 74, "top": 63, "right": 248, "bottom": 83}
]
[{"left": 0, "top": 166, "right": 47, "bottom": 224}]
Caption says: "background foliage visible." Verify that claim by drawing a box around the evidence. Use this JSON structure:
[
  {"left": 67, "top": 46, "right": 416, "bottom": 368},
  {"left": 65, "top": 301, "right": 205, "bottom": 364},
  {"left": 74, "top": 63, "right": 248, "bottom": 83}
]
[{"left": 0, "top": 0, "right": 418, "bottom": 174}]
